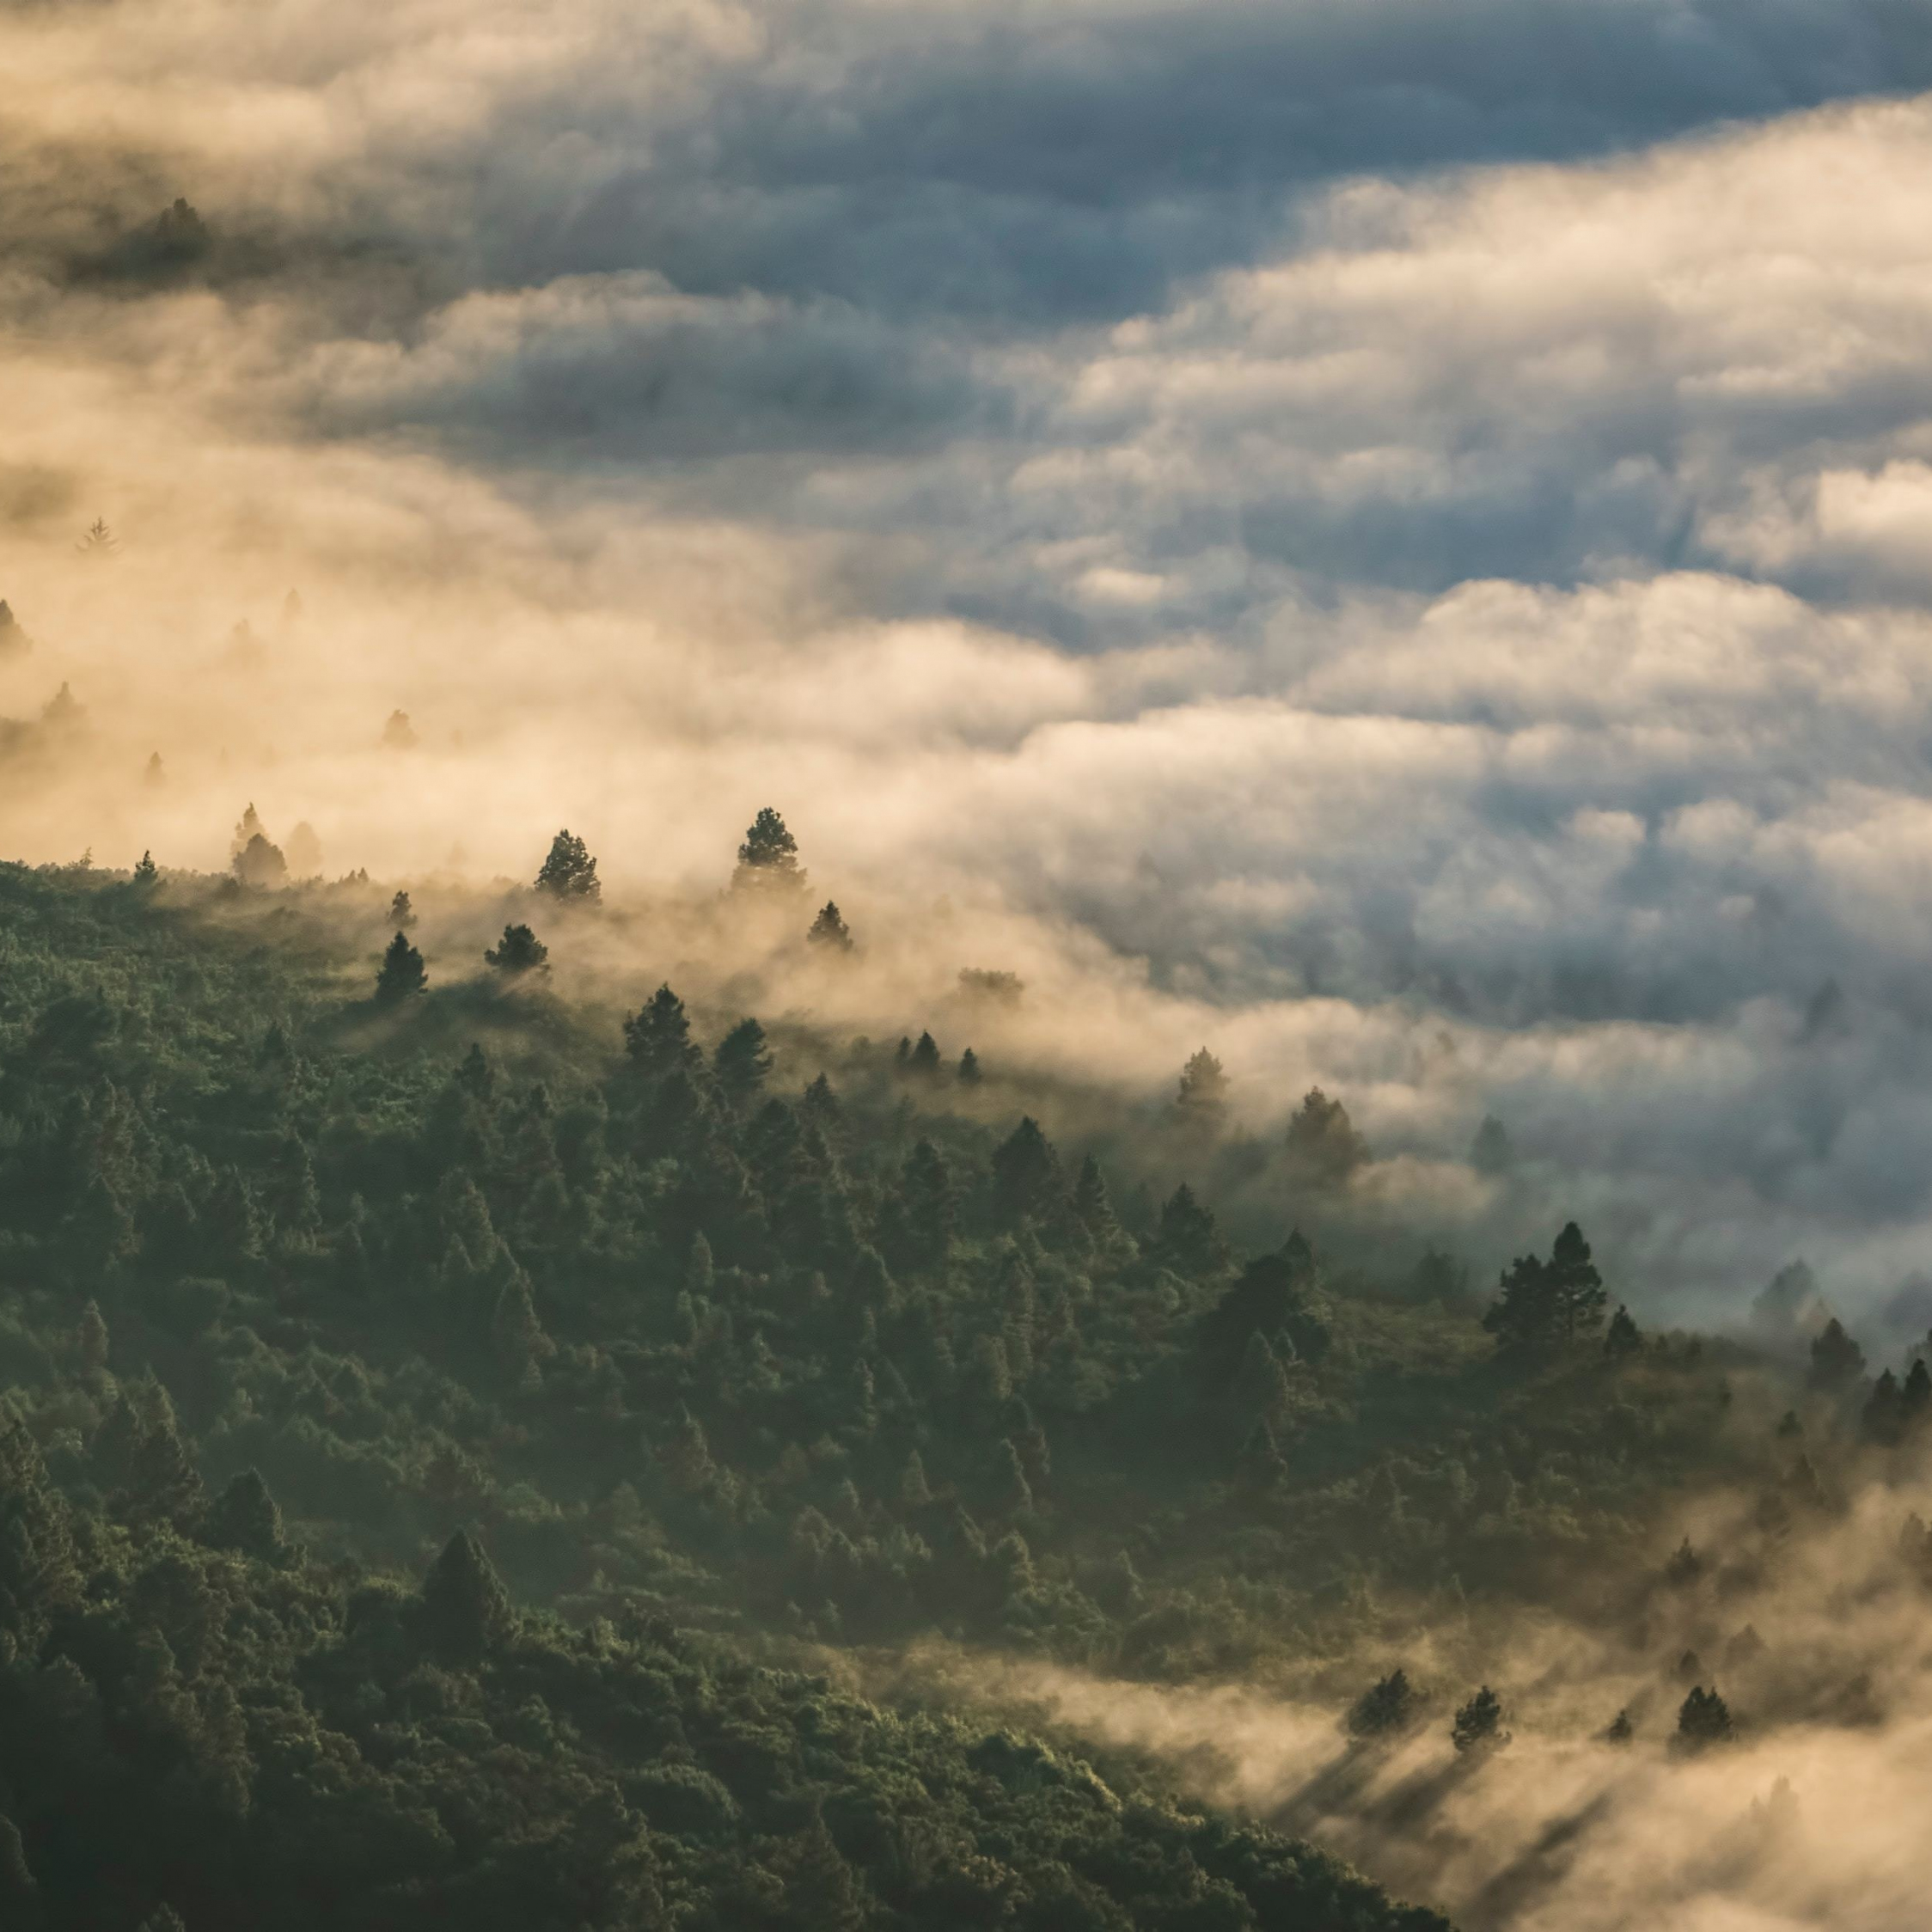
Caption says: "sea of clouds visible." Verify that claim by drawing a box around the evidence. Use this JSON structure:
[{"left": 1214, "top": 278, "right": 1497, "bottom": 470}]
[{"left": 4, "top": 0, "right": 1932, "bottom": 1331}]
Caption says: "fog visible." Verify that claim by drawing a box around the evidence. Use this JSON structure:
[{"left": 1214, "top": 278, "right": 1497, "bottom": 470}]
[
  {"left": 891, "top": 1452, "right": 1932, "bottom": 1930},
  {"left": 8, "top": 4, "right": 1932, "bottom": 1336}
]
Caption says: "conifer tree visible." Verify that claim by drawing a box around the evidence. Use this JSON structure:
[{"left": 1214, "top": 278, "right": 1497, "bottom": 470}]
[
  {"left": 375, "top": 931, "right": 428, "bottom": 1003},
  {"left": 898, "top": 1139, "right": 954, "bottom": 1268},
  {"left": 1483, "top": 1221, "right": 1607, "bottom": 1355},
  {"left": 733, "top": 807, "right": 805, "bottom": 891},
  {"left": 131, "top": 850, "right": 158, "bottom": 887},
  {"left": 535, "top": 828, "right": 601, "bottom": 904},
  {"left": 76, "top": 1299, "right": 109, "bottom": 1371},
  {"left": 1605, "top": 1304, "right": 1642, "bottom": 1359},
  {"left": 1675, "top": 1684, "right": 1735, "bottom": 1750},
  {"left": 1153, "top": 1182, "right": 1226, "bottom": 1277},
  {"left": 1809, "top": 1317, "right": 1867, "bottom": 1391},
  {"left": 624, "top": 985, "right": 700, "bottom": 1078},
  {"left": 390, "top": 889, "right": 417, "bottom": 929},
  {"left": 232, "top": 833, "right": 288, "bottom": 889},
  {"left": 908, "top": 1030, "right": 942, "bottom": 1079},
  {"left": 808, "top": 901, "right": 853, "bottom": 951},
  {"left": 1176, "top": 1047, "right": 1229, "bottom": 1122},
  {"left": 1863, "top": 1368, "right": 1904, "bottom": 1445},
  {"left": 1348, "top": 1669, "right": 1418, "bottom": 1738},
  {"left": 1904, "top": 1356, "right": 1932, "bottom": 1429},
  {"left": 420, "top": 1529, "right": 513, "bottom": 1660},
  {"left": 957, "top": 1046, "right": 982, "bottom": 1085},
  {"left": 492, "top": 1269, "right": 553, "bottom": 1379},
  {"left": 206, "top": 1468, "right": 288, "bottom": 1562},
  {"left": 991, "top": 1117, "right": 1065, "bottom": 1229},
  {"left": 484, "top": 923, "right": 548, "bottom": 975},
  {"left": 1470, "top": 1114, "right": 1513, "bottom": 1174},
  {"left": 1237, "top": 1419, "right": 1289, "bottom": 1493},
  {"left": 1072, "top": 1153, "right": 1121, "bottom": 1247},
  {"left": 995, "top": 1437, "right": 1033, "bottom": 1514},
  {"left": 1452, "top": 1686, "right": 1508, "bottom": 1754},
  {"left": 713, "top": 1018, "right": 773, "bottom": 1110},
  {"left": 1284, "top": 1087, "right": 1371, "bottom": 1186}
]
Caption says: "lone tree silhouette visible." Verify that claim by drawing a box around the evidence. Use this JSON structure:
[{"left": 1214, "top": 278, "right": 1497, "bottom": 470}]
[
  {"left": 535, "top": 829, "right": 600, "bottom": 904},
  {"left": 808, "top": 901, "right": 853, "bottom": 951},
  {"left": 419, "top": 1529, "right": 512, "bottom": 1660},
  {"left": 76, "top": 517, "right": 119, "bottom": 556},
  {"left": 232, "top": 833, "right": 288, "bottom": 889},
  {"left": 733, "top": 807, "right": 805, "bottom": 892},
  {"left": 375, "top": 932, "right": 427, "bottom": 1003},
  {"left": 1675, "top": 1684, "right": 1735, "bottom": 1752},
  {"left": 485, "top": 923, "right": 548, "bottom": 975},
  {"left": 1452, "top": 1686, "right": 1509, "bottom": 1755}
]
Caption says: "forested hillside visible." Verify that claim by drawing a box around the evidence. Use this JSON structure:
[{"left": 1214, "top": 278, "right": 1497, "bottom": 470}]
[{"left": 0, "top": 838, "right": 1917, "bottom": 1929}]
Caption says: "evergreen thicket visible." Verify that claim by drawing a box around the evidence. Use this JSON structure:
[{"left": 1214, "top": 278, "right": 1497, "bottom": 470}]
[{"left": 0, "top": 853, "right": 1916, "bottom": 1928}]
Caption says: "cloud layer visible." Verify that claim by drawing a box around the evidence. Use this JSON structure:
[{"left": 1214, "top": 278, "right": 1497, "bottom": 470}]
[{"left": 6, "top": 0, "right": 1932, "bottom": 1331}]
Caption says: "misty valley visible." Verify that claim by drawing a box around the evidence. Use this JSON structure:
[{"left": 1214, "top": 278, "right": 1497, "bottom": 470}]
[{"left": 0, "top": 816, "right": 1923, "bottom": 1932}]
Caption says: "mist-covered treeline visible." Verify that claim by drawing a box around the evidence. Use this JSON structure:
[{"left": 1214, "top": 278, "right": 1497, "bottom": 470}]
[{"left": 3, "top": 838, "right": 1932, "bottom": 1928}]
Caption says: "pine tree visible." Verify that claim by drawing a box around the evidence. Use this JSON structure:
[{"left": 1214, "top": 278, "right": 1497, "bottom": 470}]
[
  {"left": 897, "top": 1139, "right": 953, "bottom": 1269},
  {"left": 1072, "top": 1153, "right": 1120, "bottom": 1245},
  {"left": 908, "top": 1031, "right": 942, "bottom": 1079},
  {"left": 1863, "top": 1368, "right": 1904, "bottom": 1446},
  {"left": 808, "top": 902, "right": 853, "bottom": 951},
  {"left": 773, "top": 1813, "right": 864, "bottom": 1932},
  {"left": 1483, "top": 1221, "right": 1608, "bottom": 1355},
  {"left": 419, "top": 1529, "right": 512, "bottom": 1660},
  {"left": 661, "top": 1408, "right": 717, "bottom": 1493},
  {"left": 1232, "top": 1330, "right": 1294, "bottom": 1434},
  {"left": 76, "top": 1299, "right": 109, "bottom": 1371},
  {"left": 374, "top": 932, "right": 428, "bottom": 1003},
  {"left": 733, "top": 808, "right": 805, "bottom": 891},
  {"left": 1237, "top": 1419, "right": 1289, "bottom": 1493},
  {"left": 1284, "top": 1087, "right": 1370, "bottom": 1186},
  {"left": 1153, "top": 1183, "right": 1226, "bottom": 1277},
  {"left": 206, "top": 1468, "right": 288, "bottom": 1562},
  {"left": 535, "top": 829, "right": 601, "bottom": 904},
  {"left": 991, "top": 1117, "right": 1065, "bottom": 1229},
  {"left": 484, "top": 923, "right": 548, "bottom": 975},
  {"left": 1605, "top": 1304, "right": 1642, "bottom": 1359},
  {"left": 713, "top": 1018, "right": 773, "bottom": 1110},
  {"left": 995, "top": 1437, "right": 1034, "bottom": 1514},
  {"left": 232, "top": 833, "right": 288, "bottom": 889},
  {"left": 1470, "top": 1114, "right": 1513, "bottom": 1174},
  {"left": 131, "top": 850, "right": 158, "bottom": 887},
  {"left": 1605, "top": 1708, "right": 1634, "bottom": 1745},
  {"left": 624, "top": 985, "right": 700, "bottom": 1078},
  {"left": 230, "top": 802, "right": 265, "bottom": 856},
  {"left": 1348, "top": 1669, "right": 1418, "bottom": 1738},
  {"left": 1175, "top": 1047, "right": 1229, "bottom": 1122},
  {"left": 957, "top": 1047, "right": 982, "bottom": 1085},
  {"left": 491, "top": 1269, "right": 553, "bottom": 1379},
  {"left": 1675, "top": 1684, "right": 1735, "bottom": 1750},
  {"left": 1809, "top": 1318, "right": 1867, "bottom": 1391},
  {"left": 390, "top": 889, "right": 417, "bottom": 929},
  {"left": 1452, "top": 1686, "right": 1508, "bottom": 1754},
  {"left": 1904, "top": 1357, "right": 1932, "bottom": 1430}
]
